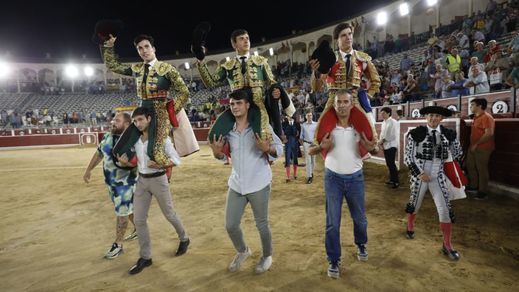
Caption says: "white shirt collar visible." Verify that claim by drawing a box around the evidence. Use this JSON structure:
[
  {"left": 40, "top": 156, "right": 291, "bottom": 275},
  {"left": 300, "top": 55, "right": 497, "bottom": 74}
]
[
  {"left": 146, "top": 59, "right": 158, "bottom": 68},
  {"left": 339, "top": 49, "right": 354, "bottom": 59},
  {"left": 427, "top": 125, "right": 441, "bottom": 134},
  {"left": 237, "top": 52, "right": 250, "bottom": 61}
]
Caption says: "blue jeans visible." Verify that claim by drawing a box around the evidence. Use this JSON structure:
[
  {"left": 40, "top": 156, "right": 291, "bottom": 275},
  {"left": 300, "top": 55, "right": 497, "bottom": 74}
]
[{"left": 324, "top": 168, "right": 368, "bottom": 263}]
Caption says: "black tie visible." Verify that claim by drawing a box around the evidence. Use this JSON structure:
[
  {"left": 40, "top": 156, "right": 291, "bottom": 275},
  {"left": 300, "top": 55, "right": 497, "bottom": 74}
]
[
  {"left": 431, "top": 130, "right": 437, "bottom": 146},
  {"left": 143, "top": 64, "right": 150, "bottom": 84},
  {"left": 240, "top": 56, "right": 247, "bottom": 74},
  {"left": 345, "top": 54, "right": 351, "bottom": 76}
]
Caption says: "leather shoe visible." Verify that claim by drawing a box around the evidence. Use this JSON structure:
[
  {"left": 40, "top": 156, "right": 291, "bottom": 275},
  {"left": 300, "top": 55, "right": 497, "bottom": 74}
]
[
  {"left": 129, "top": 258, "right": 152, "bottom": 275},
  {"left": 175, "top": 238, "right": 190, "bottom": 256},
  {"left": 406, "top": 230, "right": 415, "bottom": 239}
]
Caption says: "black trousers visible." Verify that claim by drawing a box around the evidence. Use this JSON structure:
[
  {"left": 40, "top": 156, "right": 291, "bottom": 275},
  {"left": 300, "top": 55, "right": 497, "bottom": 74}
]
[{"left": 383, "top": 147, "right": 399, "bottom": 183}]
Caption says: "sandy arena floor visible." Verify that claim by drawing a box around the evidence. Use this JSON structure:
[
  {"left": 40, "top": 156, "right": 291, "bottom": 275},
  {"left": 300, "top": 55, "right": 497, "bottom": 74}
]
[{"left": 0, "top": 145, "right": 518, "bottom": 291}]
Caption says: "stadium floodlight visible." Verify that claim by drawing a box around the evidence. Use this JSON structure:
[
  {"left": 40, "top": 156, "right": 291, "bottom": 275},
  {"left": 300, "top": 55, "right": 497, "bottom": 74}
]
[
  {"left": 65, "top": 64, "right": 79, "bottom": 79},
  {"left": 184, "top": 62, "right": 190, "bottom": 70},
  {"left": 269, "top": 48, "right": 274, "bottom": 56},
  {"left": 84, "top": 66, "right": 94, "bottom": 77},
  {"left": 0, "top": 61, "right": 10, "bottom": 79},
  {"left": 427, "top": 0, "right": 438, "bottom": 6},
  {"left": 376, "top": 11, "right": 388, "bottom": 26},
  {"left": 399, "top": 2, "right": 410, "bottom": 16},
  {"left": 254, "top": 51, "right": 259, "bottom": 56}
]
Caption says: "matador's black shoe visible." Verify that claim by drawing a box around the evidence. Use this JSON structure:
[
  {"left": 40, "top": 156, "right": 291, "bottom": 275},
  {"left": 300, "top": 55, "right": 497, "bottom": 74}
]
[
  {"left": 175, "top": 238, "right": 190, "bottom": 256},
  {"left": 406, "top": 230, "right": 415, "bottom": 239},
  {"left": 442, "top": 245, "right": 461, "bottom": 261},
  {"left": 129, "top": 258, "right": 152, "bottom": 275}
]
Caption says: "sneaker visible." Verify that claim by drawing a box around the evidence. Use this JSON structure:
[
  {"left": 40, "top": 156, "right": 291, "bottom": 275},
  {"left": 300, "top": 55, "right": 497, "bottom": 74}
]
[
  {"left": 390, "top": 182, "right": 400, "bottom": 189},
  {"left": 327, "top": 261, "right": 340, "bottom": 279},
  {"left": 285, "top": 178, "right": 290, "bottom": 183},
  {"left": 384, "top": 181, "right": 394, "bottom": 185},
  {"left": 442, "top": 245, "right": 461, "bottom": 261},
  {"left": 306, "top": 177, "right": 313, "bottom": 184},
  {"left": 406, "top": 230, "right": 415, "bottom": 239},
  {"left": 357, "top": 244, "right": 368, "bottom": 261},
  {"left": 228, "top": 247, "right": 252, "bottom": 272},
  {"left": 105, "top": 243, "right": 123, "bottom": 259},
  {"left": 124, "top": 230, "right": 138, "bottom": 241},
  {"left": 255, "top": 256, "right": 272, "bottom": 274}
]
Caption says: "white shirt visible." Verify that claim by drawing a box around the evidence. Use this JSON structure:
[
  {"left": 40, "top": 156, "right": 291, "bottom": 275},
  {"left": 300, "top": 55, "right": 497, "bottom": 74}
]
[
  {"left": 146, "top": 58, "right": 158, "bottom": 68},
  {"left": 236, "top": 52, "right": 250, "bottom": 62},
  {"left": 339, "top": 49, "right": 354, "bottom": 60},
  {"left": 300, "top": 121, "right": 317, "bottom": 143},
  {"left": 380, "top": 117, "right": 398, "bottom": 150},
  {"left": 134, "top": 136, "right": 181, "bottom": 174},
  {"left": 465, "top": 71, "right": 490, "bottom": 94},
  {"left": 325, "top": 125, "right": 363, "bottom": 175}
]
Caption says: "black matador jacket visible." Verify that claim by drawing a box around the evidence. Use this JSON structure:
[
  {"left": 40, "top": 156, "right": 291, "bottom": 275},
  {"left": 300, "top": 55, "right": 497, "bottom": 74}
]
[{"left": 404, "top": 125, "right": 463, "bottom": 221}]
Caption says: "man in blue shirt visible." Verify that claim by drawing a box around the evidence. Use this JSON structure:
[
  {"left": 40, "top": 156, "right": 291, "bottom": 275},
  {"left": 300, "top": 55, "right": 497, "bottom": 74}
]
[
  {"left": 83, "top": 112, "right": 138, "bottom": 259},
  {"left": 210, "top": 87, "right": 283, "bottom": 274}
]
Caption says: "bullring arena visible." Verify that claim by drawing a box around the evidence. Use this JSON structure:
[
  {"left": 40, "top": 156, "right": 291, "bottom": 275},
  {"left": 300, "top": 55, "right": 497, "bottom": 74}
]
[
  {"left": 1, "top": 0, "right": 519, "bottom": 290},
  {"left": 0, "top": 144, "right": 518, "bottom": 291}
]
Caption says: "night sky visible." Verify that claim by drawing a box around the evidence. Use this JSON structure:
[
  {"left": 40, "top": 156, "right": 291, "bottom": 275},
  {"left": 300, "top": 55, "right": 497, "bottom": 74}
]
[{"left": 0, "top": 0, "right": 389, "bottom": 62}]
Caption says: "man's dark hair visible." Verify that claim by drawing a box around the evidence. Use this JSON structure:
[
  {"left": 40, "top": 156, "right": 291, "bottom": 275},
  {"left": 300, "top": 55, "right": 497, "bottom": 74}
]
[
  {"left": 471, "top": 98, "right": 488, "bottom": 110},
  {"left": 132, "top": 107, "right": 153, "bottom": 119},
  {"left": 396, "top": 109, "right": 404, "bottom": 116},
  {"left": 119, "top": 112, "right": 132, "bottom": 124},
  {"left": 229, "top": 87, "right": 252, "bottom": 102},
  {"left": 230, "top": 29, "right": 248, "bottom": 43},
  {"left": 134, "top": 34, "right": 155, "bottom": 47},
  {"left": 381, "top": 107, "right": 392, "bottom": 116},
  {"left": 333, "top": 23, "right": 354, "bottom": 40}
]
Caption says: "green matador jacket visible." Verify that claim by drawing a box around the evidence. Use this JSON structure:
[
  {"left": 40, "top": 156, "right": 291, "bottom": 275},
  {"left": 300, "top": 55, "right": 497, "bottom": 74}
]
[
  {"left": 102, "top": 46, "right": 190, "bottom": 167},
  {"left": 197, "top": 55, "right": 295, "bottom": 142}
]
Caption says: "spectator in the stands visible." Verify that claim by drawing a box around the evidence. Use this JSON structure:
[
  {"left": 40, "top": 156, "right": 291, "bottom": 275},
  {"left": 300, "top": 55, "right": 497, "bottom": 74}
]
[
  {"left": 441, "top": 75, "right": 455, "bottom": 98},
  {"left": 486, "top": 49, "right": 511, "bottom": 90},
  {"left": 451, "top": 72, "right": 470, "bottom": 96},
  {"left": 400, "top": 53, "right": 414, "bottom": 73},
  {"left": 464, "top": 66, "right": 490, "bottom": 95},
  {"left": 483, "top": 40, "right": 501, "bottom": 63},
  {"left": 473, "top": 30, "right": 486, "bottom": 44},
  {"left": 445, "top": 47, "right": 462, "bottom": 76},
  {"left": 402, "top": 74, "right": 418, "bottom": 102}
]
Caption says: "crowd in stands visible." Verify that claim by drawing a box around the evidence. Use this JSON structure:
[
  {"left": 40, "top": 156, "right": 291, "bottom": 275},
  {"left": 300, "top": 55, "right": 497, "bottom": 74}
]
[
  {"left": 371, "top": 1, "right": 518, "bottom": 106},
  {"left": 1, "top": 0, "right": 517, "bottom": 129},
  {"left": 0, "top": 107, "right": 115, "bottom": 128}
]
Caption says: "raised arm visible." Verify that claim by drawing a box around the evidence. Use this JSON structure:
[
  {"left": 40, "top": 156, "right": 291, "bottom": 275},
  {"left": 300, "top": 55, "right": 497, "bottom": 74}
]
[
  {"left": 102, "top": 35, "right": 133, "bottom": 76},
  {"left": 196, "top": 61, "right": 227, "bottom": 88}
]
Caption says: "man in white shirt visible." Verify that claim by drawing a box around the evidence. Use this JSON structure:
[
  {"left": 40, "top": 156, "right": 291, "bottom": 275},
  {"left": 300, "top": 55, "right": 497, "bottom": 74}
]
[
  {"left": 299, "top": 111, "right": 318, "bottom": 184},
  {"left": 309, "top": 89, "right": 376, "bottom": 279},
  {"left": 378, "top": 107, "right": 399, "bottom": 188},
  {"left": 117, "top": 107, "right": 189, "bottom": 275},
  {"left": 210, "top": 88, "right": 283, "bottom": 274},
  {"left": 464, "top": 66, "right": 490, "bottom": 95}
]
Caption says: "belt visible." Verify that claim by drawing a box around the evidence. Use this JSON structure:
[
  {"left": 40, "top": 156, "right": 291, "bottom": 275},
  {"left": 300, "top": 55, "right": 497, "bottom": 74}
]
[
  {"left": 139, "top": 171, "right": 166, "bottom": 178},
  {"left": 303, "top": 140, "right": 313, "bottom": 144}
]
